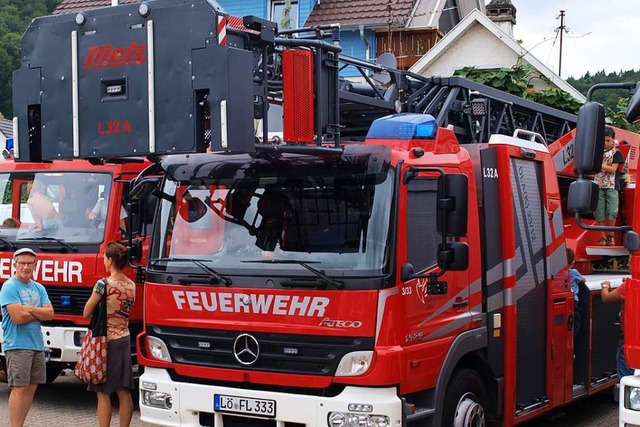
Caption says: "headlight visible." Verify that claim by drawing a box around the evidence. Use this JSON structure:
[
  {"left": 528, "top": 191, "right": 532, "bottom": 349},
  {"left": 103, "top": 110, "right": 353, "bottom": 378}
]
[
  {"left": 73, "top": 330, "right": 87, "bottom": 347},
  {"left": 626, "top": 386, "right": 640, "bottom": 411},
  {"left": 335, "top": 351, "right": 372, "bottom": 376},
  {"left": 141, "top": 390, "right": 173, "bottom": 409},
  {"left": 327, "top": 412, "right": 389, "bottom": 427},
  {"left": 147, "top": 336, "right": 172, "bottom": 362}
]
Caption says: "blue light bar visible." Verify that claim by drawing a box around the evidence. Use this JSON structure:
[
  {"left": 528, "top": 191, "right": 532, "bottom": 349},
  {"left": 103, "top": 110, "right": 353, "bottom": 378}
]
[{"left": 366, "top": 113, "right": 438, "bottom": 140}]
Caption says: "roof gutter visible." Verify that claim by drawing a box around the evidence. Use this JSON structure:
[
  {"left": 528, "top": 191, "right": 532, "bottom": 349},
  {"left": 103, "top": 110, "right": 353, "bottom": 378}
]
[{"left": 358, "top": 24, "right": 370, "bottom": 62}]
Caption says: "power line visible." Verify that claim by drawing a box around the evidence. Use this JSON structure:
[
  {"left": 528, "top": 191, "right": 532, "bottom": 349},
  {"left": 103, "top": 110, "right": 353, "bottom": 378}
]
[{"left": 545, "top": 30, "right": 560, "bottom": 68}]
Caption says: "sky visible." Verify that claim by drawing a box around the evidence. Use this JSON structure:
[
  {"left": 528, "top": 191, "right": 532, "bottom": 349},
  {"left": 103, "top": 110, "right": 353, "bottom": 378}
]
[{"left": 506, "top": 1, "right": 640, "bottom": 79}]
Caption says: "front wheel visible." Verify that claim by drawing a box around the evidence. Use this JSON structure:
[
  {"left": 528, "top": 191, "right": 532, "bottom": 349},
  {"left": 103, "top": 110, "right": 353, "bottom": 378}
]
[
  {"left": 442, "top": 369, "right": 488, "bottom": 427},
  {"left": 44, "top": 366, "right": 62, "bottom": 385},
  {"left": 0, "top": 356, "right": 6, "bottom": 383}
]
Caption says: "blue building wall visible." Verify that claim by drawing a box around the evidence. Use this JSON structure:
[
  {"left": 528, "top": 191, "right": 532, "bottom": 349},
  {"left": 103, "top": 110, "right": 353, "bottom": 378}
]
[
  {"left": 298, "top": 0, "right": 315, "bottom": 27},
  {"left": 216, "top": 0, "right": 374, "bottom": 77},
  {"left": 339, "top": 29, "right": 376, "bottom": 77},
  {"left": 217, "top": 0, "right": 265, "bottom": 18},
  {"left": 217, "top": 0, "right": 316, "bottom": 29}
]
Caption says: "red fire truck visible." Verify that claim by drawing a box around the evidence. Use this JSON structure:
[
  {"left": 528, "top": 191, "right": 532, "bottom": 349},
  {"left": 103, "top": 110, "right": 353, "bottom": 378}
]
[
  {"left": 0, "top": 157, "right": 151, "bottom": 383},
  {"left": 11, "top": 0, "right": 633, "bottom": 425},
  {"left": 556, "top": 83, "right": 640, "bottom": 426}
]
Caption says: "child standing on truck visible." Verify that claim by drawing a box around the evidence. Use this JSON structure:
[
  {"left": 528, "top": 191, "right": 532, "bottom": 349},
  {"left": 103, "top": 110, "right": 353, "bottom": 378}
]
[{"left": 594, "top": 127, "right": 624, "bottom": 245}]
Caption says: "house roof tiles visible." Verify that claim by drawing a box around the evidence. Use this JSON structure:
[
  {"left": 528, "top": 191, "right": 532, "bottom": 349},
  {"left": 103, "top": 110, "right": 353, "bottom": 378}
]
[
  {"left": 58, "top": 0, "right": 417, "bottom": 28},
  {"left": 305, "top": 0, "right": 415, "bottom": 27}
]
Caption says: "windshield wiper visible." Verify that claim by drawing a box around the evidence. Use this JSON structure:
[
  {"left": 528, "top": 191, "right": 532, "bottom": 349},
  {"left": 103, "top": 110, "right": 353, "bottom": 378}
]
[
  {"left": 21, "top": 237, "right": 78, "bottom": 253},
  {"left": 152, "top": 257, "right": 232, "bottom": 286},
  {"left": 242, "top": 259, "right": 344, "bottom": 290},
  {"left": 0, "top": 236, "right": 17, "bottom": 250}
]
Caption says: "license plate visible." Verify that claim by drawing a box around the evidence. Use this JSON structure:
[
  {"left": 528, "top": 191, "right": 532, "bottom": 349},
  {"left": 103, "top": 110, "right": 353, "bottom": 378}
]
[{"left": 214, "top": 394, "right": 276, "bottom": 418}]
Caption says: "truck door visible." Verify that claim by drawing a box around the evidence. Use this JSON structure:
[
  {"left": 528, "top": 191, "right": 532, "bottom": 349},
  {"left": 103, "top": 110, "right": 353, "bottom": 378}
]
[
  {"left": 510, "top": 157, "right": 548, "bottom": 412},
  {"left": 400, "top": 171, "right": 473, "bottom": 389},
  {"left": 490, "top": 145, "right": 550, "bottom": 422}
]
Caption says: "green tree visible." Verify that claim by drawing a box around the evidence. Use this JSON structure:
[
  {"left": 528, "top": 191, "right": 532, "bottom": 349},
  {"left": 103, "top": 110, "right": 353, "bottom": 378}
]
[
  {"left": 454, "top": 64, "right": 582, "bottom": 114},
  {"left": 0, "top": 0, "right": 63, "bottom": 117},
  {"left": 567, "top": 69, "right": 640, "bottom": 131}
]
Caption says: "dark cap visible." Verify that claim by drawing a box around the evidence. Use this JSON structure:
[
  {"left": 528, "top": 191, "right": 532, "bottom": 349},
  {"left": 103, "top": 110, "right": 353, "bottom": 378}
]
[{"left": 13, "top": 248, "right": 37, "bottom": 260}]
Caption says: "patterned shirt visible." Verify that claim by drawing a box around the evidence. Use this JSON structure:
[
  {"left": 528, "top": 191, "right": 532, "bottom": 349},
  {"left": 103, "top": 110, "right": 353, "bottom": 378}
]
[
  {"left": 594, "top": 148, "right": 623, "bottom": 189},
  {"left": 93, "top": 277, "right": 136, "bottom": 341}
]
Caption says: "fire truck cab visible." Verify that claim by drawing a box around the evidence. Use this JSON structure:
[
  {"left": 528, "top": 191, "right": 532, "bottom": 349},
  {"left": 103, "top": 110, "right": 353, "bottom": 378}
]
[{"left": 0, "top": 157, "right": 150, "bottom": 383}]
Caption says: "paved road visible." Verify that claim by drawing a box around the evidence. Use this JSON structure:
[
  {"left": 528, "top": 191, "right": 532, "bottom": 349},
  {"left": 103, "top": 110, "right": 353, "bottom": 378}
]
[
  {"left": 521, "top": 389, "right": 619, "bottom": 427},
  {"left": 0, "top": 371, "right": 619, "bottom": 426},
  {"left": 0, "top": 370, "right": 157, "bottom": 427}
]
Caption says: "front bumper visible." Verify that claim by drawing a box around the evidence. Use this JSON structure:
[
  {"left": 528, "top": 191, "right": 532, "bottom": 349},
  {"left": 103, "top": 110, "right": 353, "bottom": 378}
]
[
  {"left": 139, "top": 367, "right": 402, "bottom": 427},
  {"left": 0, "top": 325, "right": 86, "bottom": 363},
  {"left": 620, "top": 374, "right": 640, "bottom": 427}
]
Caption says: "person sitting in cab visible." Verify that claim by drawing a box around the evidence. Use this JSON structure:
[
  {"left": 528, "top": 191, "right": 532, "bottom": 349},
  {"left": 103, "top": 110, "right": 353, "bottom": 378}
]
[
  {"left": 27, "top": 181, "right": 61, "bottom": 231},
  {"left": 171, "top": 189, "right": 222, "bottom": 255}
]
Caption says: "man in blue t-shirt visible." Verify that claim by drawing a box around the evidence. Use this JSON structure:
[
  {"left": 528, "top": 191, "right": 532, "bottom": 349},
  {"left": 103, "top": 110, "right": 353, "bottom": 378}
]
[{"left": 0, "top": 247, "right": 54, "bottom": 427}]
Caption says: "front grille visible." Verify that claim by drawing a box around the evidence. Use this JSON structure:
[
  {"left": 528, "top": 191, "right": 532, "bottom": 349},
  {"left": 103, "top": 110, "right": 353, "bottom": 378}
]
[
  {"left": 45, "top": 285, "right": 94, "bottom": 316},
  {"left": 148, "top": 325, "right": 373, "bottom": 376},
  {"left": 0, "top": 283, "right": 93, "bottom": 316}
]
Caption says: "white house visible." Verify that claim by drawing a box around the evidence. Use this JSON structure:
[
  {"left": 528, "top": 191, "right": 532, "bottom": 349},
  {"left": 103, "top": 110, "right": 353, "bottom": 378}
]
[{"left": 409, "top": 8, "right": 586, "bottom": 102}]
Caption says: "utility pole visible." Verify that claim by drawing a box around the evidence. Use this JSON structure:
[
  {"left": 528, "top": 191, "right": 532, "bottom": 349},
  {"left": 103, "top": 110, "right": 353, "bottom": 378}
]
[{"left": 557, "top": 10, "right": 567, "bottom": 77}]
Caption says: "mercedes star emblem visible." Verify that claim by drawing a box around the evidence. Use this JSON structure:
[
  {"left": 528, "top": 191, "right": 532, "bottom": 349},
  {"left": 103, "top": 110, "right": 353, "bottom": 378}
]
[{"left": 233, "top": 333, "right": 260, "bottom": 366}]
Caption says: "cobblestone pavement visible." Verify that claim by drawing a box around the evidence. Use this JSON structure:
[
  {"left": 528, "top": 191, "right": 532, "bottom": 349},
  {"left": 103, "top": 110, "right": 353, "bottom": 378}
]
[
  {"left": 0, "top": 370, "right": 158, "bottom": 427},
  {"left": 521, "top": 388, "right": 619, "bottom": 426},
  {"left": 0, "top": 371, "right": 619, "bottom": 427}
]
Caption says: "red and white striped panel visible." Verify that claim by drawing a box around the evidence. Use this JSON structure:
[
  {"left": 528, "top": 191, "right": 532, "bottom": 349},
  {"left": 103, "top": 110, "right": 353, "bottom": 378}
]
[
  {"left": 226, "top": 15, "right": 260, "bottom": 34},
  {"left": 217, "top": 15, "right": 227, "bottom": 45}
]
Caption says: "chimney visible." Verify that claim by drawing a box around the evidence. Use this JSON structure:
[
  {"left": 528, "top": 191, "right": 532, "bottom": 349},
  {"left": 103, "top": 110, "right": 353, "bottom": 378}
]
[{"left": 486, "top": 0, "right": 516, "bottom": 37}]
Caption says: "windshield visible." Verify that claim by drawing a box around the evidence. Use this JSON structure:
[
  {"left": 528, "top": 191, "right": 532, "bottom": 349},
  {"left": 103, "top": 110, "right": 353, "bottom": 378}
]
[
  {"left": 0, "top": 171, "right": 113, "bottom": 244},
  {"left": 150, "top": 150, "right": 394, "bottom": 280}
]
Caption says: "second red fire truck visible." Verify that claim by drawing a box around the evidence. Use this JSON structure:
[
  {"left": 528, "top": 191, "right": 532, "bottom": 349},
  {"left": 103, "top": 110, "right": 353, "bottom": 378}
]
[{"left": 0, "top": 157, "right": 151, "bottom": 383}]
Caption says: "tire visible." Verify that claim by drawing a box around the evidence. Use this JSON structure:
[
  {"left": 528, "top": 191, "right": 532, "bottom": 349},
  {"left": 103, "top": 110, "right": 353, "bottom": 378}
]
[
  {"left": 0, "top": 356, "right": 6, "bottom": 383},
  {"left": 442, "top": 369, "right": 488, "bottom": 427},
  {"left": 44, "top": 366, "right": 62, "bottom": 385}
]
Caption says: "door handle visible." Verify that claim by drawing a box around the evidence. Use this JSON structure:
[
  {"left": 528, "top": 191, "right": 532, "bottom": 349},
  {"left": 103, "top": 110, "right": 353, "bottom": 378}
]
[{"left": 453, "top": 298, "right": 469, "bottom": 308}]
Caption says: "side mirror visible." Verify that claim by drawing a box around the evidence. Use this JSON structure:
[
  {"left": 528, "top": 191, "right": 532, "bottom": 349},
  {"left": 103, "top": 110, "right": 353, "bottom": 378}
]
[
  {"left": 625, "top": 231, "right": 640, "bottom": 252},
  {"left": 400, "top": 263, "right": 415, "bottom": 282},
  {"left": 574, "top": 102, "right": 605, "bottom": 174},
  {"left": 130, "top": 177, "right": 162, "bottom": 201},
  {"left": 437, "top": 174, "right": 468, "bottom": 237},
  {"left": 567, "top": 178, "right": 599, "bottom": 214},
  {"left": 127, "top": 239, "right": 143, "bottom": 263},
  {"left": 627, "top": 82, "right": 640, "bottom": 123},
  {"left": 438, "top": 242, "right": 469, "bottom": 271},
  {"left": 126, "top": 200, "right": 147, "bottom": 236}
]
